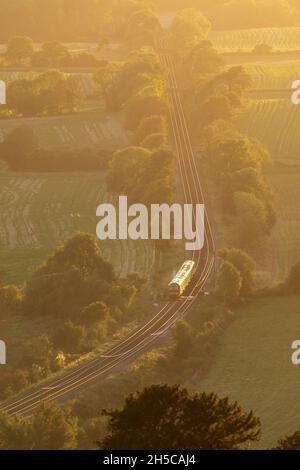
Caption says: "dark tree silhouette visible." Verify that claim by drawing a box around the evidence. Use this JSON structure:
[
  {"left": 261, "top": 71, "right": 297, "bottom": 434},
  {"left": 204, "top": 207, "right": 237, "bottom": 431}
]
[{"left": 99, "top": 384, "right": 260, "bottom": 450}]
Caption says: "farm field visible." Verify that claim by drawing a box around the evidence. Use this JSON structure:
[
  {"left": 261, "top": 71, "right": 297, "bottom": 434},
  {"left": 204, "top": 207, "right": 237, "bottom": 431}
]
[
  {"left": 210, "top": 27, "right": 300, "bottom": 52},
  {"left": 0, "top": 172, "right": 156, "bottom": 284},
  {"left": 237, "top": 99, "right": 300, "bottom": 163},
  {"left": 0, "top": 110, "right": 128, "bottom": 149},
  {"left": 256, "top": 169, "right": 300, "bottom": 285},
  {"left": 236, "top": 60, "right": 300, "bottom": 90},
  {"left": 195, "top": 295, "right": 300, "bottom": 449}
]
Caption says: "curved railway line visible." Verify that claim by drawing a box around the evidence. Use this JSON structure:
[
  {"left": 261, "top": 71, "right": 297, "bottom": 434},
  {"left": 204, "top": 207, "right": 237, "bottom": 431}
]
[{"left": 0, "top": 41, "right": 216, "bottom": 416}]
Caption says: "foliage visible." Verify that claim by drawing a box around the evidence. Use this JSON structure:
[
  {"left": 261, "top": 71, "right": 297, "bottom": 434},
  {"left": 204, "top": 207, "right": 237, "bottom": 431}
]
[
  {"left": 0, "top": 285, "right": 23, "bottom": 318},
  {"left": 107, "top": 147, "right": 175, "bottom": 205},
  {"left": 286, "top": 261, "right": 300, "bottom": 294},
  {"left": 100, "top": 384, "right": 260, "bottom": 450},
  {"left": 5, "top": 36, "right": 34, "bottom": 64},
  {"left": 95, "top": 48, "right": 163, "bottom": 112},
  {"left": 218, "top": 248, "right": 256, "bottom": 297},
  {"left": 0, "top": 127, "right": 112, "bottom": 172},
  {"left": 135, "top": 115, "right": 167, "bottom": 145},
  {"left": 217, "top": 261, "right": 242, "bottom": 305},
  {"left": 0, "top": 403, "right": 78, "bottom": 450},
  {"left": 141, "top": 133, "right": 168, "bottom": 150},
  {"left": 274, "top": 430, "right": 300, "bottom": 450},
  {"left": 170, "top": 8, "right": 211, "bottom": 50},
  {"left": 7, "top": 70, "right": 83, "bottom": 117}
]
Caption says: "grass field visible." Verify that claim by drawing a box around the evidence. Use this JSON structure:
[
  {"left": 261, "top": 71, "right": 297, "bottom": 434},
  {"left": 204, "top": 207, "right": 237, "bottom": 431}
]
[
  {"left": 210, "top": 27, "right": 300, "bottom": 52},
  {"left": 0, "top": 172, "right": 156, "bottom": 284},
  {"left": 0, "top": 110, "right": 128, "bottom": 149},
  {"left": 257, "top": 169, "right": 300, "bottom": 284},
  {"left": 237, "top": 99, "right": 300, "bottom": 163},
  {"left": 195, "top": 295, "right": 300, "bottom": 449}
]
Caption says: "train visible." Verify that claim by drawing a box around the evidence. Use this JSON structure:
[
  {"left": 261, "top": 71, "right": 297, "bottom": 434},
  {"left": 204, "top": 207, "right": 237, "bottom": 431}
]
[{"left": 168, "top": 260, "right": 196, "bottom": 299}]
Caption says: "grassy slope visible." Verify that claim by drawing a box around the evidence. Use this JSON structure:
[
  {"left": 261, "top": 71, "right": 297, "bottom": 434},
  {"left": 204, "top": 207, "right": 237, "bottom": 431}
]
[
  {"left": 195, "top": 295, "right": 300, "bottom": 449},
  {"left": 0, "top": 172, "right": 155, "bottom": 284}
]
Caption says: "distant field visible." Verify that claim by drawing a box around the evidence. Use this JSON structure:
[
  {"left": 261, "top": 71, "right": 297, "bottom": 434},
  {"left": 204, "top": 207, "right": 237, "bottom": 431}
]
[
  {"left": 0, "top": 172, "right": 155, "bottom": 284},
  {"left": 210, "top": 27, "right": 300, "bottom": 52},
  {"left": 0, "top": 110, "right": 128, "bottom": 149},
  {"left": 241, "top": 60, "right": 300, "bottom": 90},
  {"left": 195, "top": 295, "right": 300, "bottom": 449},
  {"left": 237, "top": 99, "right": 300, "bottom": 163}
]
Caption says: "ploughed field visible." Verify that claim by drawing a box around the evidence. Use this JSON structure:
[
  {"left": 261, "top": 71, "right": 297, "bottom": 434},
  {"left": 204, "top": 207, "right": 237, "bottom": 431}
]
[
  {"left": 0, "top": 172, "right": 156, "bottom": 284},
  {"left": 210, "top": 27, "right": 300, "bottom": 52}
]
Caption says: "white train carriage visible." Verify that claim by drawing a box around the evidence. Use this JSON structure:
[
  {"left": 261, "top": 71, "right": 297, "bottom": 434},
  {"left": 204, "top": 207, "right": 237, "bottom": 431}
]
[{"left": 168, "top": 260, "right": 196, "bottom": 299}]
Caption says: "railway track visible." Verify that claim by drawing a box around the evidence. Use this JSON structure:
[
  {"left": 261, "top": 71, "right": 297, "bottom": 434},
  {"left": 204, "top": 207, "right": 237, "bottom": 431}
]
[{"left": 0, "top": 42, "right": 215, "bottom": 417}]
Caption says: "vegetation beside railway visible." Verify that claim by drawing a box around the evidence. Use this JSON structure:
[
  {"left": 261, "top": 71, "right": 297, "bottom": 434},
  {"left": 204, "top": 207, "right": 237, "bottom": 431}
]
[{"left": 1, "top": 0, "right": 300, "bottom": 451}]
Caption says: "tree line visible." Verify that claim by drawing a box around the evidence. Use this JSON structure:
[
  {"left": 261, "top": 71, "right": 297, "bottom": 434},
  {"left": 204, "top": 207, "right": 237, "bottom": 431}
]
[{"left": 2, "top": 37, "right": 106, "bottom": 68}]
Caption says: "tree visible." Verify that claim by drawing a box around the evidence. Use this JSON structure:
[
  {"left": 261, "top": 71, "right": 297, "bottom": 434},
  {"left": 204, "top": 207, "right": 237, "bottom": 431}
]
[
  {"left": 0, "top": 126, "right": 39, "bottom": 167},
  {"left": 275, "top": 430, "right": 300, "bottom": 450},
  {"left": 185, "top": 40, "right": 223, "bottom": 80},
  {"left": 80, "top": 301, "right": 109, "bottom": 327},
  {"left": 123, "top": 94, "right": 168, "bottom": 130},
  {"left": 6, "top": 36, "right": 34, "bottom": 65},
  {"left": 218, "top": 248, "right": 256, "bottom": 297},
  {"left": 217, "top": 261, "right": 242, "bottom": 305},
  {"left": 252, "top": 44, "right": 273, "bottom": 54},
  {"left": 54, "top": 321, "right": 86, "bottom": 354},
  {"left": 95, "top": 48, "right": 162, "bottom": 112},
  {"left": 124, "top": 8, "right": 162, "bottom": 48},
  {"left": 201, "top": 95, "right": 234, "bottom": 126},
  {"left": 23, "top": 233, "right": 115, "bottom": 319},
  {"left": 100, "top": 384, "right": 260, "bottom": 450},
  {"left": 35, "top": 232, "right": 114, "bottom": 281},
  {"left": 107, "top": 146, "right": 151, "bottom": 197},
  {"left": 7, "top": 70, "right": 82, "bottom": 117},
  {"left": 31, "top": 403, "right": 78, "bottom": 450},
  {"left": 172, "top": 320, "right": 195, "bottom": 360},
  {"left": 286, "top": 261, "right": 300, "bottom": 294},
  {"left": 0, "top": 285, "right": 23, "bottom": 318},
  {"left": 135, "top": 115, "right": 167, "bottom": 145},
  {"left": 171, "top": 9, "right": 211, "bottom": 50},
  {"left": 234, "top": 191, "right": 269, "bottom": 249},
  {"left": 141, "top": 133, "right": 167, "bottom": 150},
  {"left": 0, "top": 403, "right": 78, "bottom": 450},
  {"left": 39, "top": 41, "right": 70, "bottom": 67}
]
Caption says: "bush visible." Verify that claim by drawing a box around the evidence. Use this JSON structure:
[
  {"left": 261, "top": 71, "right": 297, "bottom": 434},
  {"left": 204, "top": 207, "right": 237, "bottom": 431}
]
[{"left": 252, "top": 44, "right": 273, "bottom": 54}]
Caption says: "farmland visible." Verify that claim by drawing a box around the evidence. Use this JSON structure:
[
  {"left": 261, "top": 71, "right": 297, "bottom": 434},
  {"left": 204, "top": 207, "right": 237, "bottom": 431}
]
[
  {"left": 0, "top": 172, "right": 156, "bottom": 284},
  {"left": 0, "top": 110, "right": 128, "bottom": 149},
  {"left": 257, "top": 169, "right": 300, "bottom": 284},
  {"left": 237, "top": 99, "right": 300, "bottom": 163},
  {"left": 210, "top": 27, "right": 300, "bottom": 52},
  {"left": 238, "top": 60, "right": 300, "bottom": 90},
  {"left": 196, "top": 295, "right": 300, "bottom": 449}
]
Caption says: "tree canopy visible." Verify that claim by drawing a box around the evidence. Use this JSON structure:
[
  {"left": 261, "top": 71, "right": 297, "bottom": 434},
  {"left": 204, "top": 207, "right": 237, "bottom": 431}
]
[{"left": 100, "top": 384, "right": 260, "bottom": 450}]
